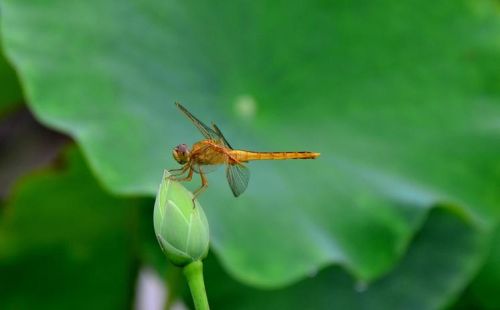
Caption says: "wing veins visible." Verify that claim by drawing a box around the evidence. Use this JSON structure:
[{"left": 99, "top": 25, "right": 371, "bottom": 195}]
[
  {"left": 212, "top": 123, "right": 233, "bottom": 149},
  {"left": 175, "top": 102, "right": 219, "bottom": 140},
  {"left": 226, "top": 163, "right": 250, "bottom": 197}
]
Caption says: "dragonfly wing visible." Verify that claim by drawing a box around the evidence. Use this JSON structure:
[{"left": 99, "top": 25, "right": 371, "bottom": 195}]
[
  {"left": 226, "top": 163, "right": 250, "bottom": 197},
  {"left": 212, "top": 123, "right": 233, "bottom": 149},
  {"left": 176, "top": 102, "right": 220, "bottom": 140},
  {"left": 191, "top": 162, "right": 220, "bottom": 174}
]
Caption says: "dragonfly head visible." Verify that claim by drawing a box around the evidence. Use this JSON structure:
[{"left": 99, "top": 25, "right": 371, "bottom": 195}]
[{"left": 173, "top": 144, "right": 190, "bottom": 165}]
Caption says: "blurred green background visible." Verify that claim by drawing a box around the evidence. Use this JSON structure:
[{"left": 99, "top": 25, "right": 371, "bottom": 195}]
[{"left": 1, "top": 0, "right": 499, "bottom": 309}]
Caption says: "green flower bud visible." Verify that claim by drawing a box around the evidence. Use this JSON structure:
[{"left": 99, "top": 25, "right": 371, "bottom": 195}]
[{"left": 153, "top": 171, "right": 210, "bottom": 266}]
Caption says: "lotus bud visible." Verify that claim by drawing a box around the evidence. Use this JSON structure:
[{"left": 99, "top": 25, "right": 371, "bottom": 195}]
[{"left": 153, "top": 171, "right": 210, "bottom": 266}]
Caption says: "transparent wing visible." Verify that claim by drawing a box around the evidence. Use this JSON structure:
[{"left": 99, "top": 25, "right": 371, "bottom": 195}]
[
  {"left": 175, "top": 102, "right": 220, "bottom": 141},
  {"left": 191, "top": 162, "right": 220, "bottom": 174},
  {"left": 212, "top": 123, "right": 233, "bottom": 149},
  {"left": 226, "top": 163, "right": 250, "bottom": 197}
]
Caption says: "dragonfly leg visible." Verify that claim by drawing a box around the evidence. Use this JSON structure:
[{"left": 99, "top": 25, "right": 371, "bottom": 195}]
[
  {"left": 167, "top": 165, "right": 189, "bottom": 178},
  {"left": 192, "top": 172, "right": 208, "bottom": 208},
  {"left": 170, "top": 167, "right": 193, "bottom": 182}
]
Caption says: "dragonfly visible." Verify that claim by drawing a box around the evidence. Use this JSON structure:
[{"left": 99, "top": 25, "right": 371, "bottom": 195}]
[{"left": 168, "top": 102, "right": 320, "bottom": 202}]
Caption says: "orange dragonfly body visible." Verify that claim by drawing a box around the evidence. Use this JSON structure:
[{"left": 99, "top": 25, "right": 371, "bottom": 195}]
[{"left": 169, "top": 102, "right": 320, "bottom": 200}]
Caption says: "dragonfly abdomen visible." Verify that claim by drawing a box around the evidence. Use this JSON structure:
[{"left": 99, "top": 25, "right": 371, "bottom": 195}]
[{"left": 231, "top": 150, "right": 320, "bottom": 162}]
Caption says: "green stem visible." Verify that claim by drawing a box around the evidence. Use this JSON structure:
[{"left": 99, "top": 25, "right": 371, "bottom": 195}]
[{"left": 183, "top": 261, "right": 209, "bottom": 310}]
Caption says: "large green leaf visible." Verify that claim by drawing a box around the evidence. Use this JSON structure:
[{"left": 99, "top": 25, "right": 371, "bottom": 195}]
[
  {"left": 0, "top": 147, "right": 140, "bottom": 309},
  {"left": 1, "top": 0, "right": 500, "bottom": 288},
  {"left": 453, "top": 225, "right": 500, "bottom": 309},
  {"left": 201, "top": 209, "right": 489, "bottom": 310}
]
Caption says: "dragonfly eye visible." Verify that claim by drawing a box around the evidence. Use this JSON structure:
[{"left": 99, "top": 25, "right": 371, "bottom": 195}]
[{"left": 173, "top": 144, "right": 189, "bottom": 164}]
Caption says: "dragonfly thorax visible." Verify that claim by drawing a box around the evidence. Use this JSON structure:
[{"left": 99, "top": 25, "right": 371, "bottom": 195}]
[{"left": 173, "top": 144, "right": 190, "bottom": 164}]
